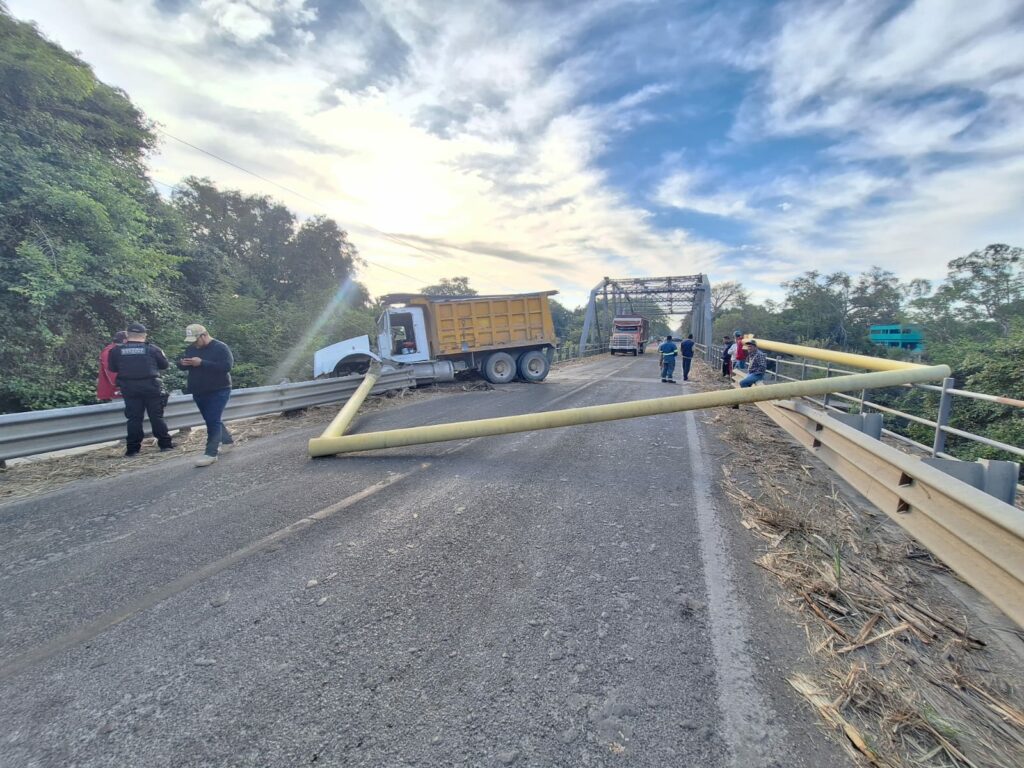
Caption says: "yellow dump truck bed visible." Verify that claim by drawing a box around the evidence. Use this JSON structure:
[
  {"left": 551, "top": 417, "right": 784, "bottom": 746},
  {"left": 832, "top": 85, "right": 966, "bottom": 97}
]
[{"left": 398, "top": 292, "right": 558, "bottom": 357}]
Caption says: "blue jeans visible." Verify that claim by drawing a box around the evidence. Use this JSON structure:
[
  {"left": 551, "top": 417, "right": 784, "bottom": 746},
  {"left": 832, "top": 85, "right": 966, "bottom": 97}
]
[
  {"left": 739, "top": 372, "right": 764, "bottom": 388},
  {"left": 661, "top": 358, "right": 676, "bottom": 379},
  {"left": 193, "top": 388, "right": 233, "bottom": 456},
  {"left": 735, "top": 359, "right": 747, "bottom": 370}
]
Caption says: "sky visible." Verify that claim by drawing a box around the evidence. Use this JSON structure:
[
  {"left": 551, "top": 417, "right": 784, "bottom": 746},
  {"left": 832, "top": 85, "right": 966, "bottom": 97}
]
[{"left": 8, "top": 0, "right": 1024, "bottom": 308}]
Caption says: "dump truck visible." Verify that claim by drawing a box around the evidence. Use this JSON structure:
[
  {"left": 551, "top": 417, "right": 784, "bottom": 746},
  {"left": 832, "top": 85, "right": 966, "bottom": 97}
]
[
  {"left": 314, "top": 291, "right": 559, "bottom": 384},
  {"left": 608, "top": 315, "right": 649, "bottom": 356}
]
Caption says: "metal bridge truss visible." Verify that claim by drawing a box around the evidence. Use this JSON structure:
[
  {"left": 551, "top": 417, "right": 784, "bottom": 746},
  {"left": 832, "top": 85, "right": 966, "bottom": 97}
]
[{"left": 577, "top": 274, "right": 713, "bottom": 358}]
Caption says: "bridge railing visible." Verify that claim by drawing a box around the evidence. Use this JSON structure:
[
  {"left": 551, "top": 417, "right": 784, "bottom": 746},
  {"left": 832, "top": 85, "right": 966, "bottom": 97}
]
[{"left": 699, "top": 341, "right": 1023, "bottom": 494}]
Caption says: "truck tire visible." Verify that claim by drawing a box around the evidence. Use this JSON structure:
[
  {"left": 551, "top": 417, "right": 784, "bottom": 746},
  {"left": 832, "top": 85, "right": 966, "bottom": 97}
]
[
  {"left": 483, "top": 351, "right": 516, "bottom": 384},
  {"left": 517, "top": 349, "right": 550, "bottom": 382},
  {"left": 631, "top": 349, "right": 638, "bottom": 356}
]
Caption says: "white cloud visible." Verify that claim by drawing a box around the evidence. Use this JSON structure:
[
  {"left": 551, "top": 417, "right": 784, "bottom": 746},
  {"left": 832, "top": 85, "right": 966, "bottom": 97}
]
[
  {"left": 6, "top": 0, "right": 1024, "bottom": 310},
  {"left": 655, "top": 168, "right": 751, "bottom": 218},
  {"left": 7, "top": 0, "right": 721, "bottom": 308}
]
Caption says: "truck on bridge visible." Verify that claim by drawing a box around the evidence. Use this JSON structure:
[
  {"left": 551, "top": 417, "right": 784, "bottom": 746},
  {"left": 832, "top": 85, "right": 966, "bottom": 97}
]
[
  {"left": 608, "top": 315, "right": 649, "bottom": 356},
  {"left": 314, "top": 291, "right": 559, "bottom": 385}
]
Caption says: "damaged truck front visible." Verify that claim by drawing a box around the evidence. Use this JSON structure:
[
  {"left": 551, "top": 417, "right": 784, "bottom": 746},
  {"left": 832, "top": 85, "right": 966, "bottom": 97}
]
[{"left": 314, "top": 291, "right": 559, "bottom": 385}]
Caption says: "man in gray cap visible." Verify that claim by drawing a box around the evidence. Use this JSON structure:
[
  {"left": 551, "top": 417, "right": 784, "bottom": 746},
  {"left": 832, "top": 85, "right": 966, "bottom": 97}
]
[{"left": 107, "top": 323, "right": 174, "bottom": 456}]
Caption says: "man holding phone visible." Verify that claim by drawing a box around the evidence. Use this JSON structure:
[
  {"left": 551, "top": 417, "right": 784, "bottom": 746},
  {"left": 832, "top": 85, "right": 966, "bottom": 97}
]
[{"left": 178, "top": 324, "right": 235, "bottom": 467}]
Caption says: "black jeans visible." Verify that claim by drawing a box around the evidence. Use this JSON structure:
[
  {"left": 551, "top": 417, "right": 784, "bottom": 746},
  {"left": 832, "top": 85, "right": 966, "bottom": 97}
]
[
  {"left": 682, "top": 356, "right": 692, "bottom": 380},
  {"left": 122, "top": 383, "right": 172, "bottom": 452}
]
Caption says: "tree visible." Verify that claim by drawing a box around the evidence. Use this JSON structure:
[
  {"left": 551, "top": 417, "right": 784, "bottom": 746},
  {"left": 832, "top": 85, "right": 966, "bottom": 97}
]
[
  {"left": 938, "top": 244, "right": 1023, "bottom": 336},
  {"left": 419, "top": 276, "right": 477, "bottom": 296},
  {"left": 711, "top": 280, "right": 750, "bottom": 320},
  {"left": 0, "top": 8, "right": 183, "bottom": 410},
  {"left": 849, "top": 267, "right": 903, "bottom": 330},
  {"left": 779, "top": 271, "right": 853, "bottom": 347}
]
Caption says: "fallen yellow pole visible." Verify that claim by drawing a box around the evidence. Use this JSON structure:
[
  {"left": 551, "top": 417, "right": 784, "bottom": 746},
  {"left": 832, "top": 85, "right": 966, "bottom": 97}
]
[
  {"left": 319, "top": 362, "right": 381, "bottom": 439},
  {"left": 751, "top": 338, "right": 922, "bottom": 371},
  {"left": 308, "top": 364, "right": 950, "bottom": 457}
]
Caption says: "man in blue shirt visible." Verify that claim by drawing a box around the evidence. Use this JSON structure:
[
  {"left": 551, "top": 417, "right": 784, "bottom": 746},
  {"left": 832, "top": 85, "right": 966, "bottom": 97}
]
[
  {"left": 658, "top": 335, "right": 678, "bottom": 383},
  {"left": 680, "top": 333, "right": 696, "bottom": 381}
]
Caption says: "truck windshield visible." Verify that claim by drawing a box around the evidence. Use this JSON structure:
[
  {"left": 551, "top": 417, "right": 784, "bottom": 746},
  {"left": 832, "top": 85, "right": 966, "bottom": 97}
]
[{"left": 615, "top": 325, "right": 639, "bottom": 332}]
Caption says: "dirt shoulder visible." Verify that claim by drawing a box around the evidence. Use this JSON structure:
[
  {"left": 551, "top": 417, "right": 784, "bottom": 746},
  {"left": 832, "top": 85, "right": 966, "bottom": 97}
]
[{"left": 688, "top": 358, "right": 1024, "bottom": 768}]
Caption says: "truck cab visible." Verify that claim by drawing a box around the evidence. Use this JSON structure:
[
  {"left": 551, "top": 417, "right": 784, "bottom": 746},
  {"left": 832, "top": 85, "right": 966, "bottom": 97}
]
[
  {"left": 378, "top": 306, "right": 431, "bottom": 363},
  {"left": 609, "top": 316, "right": 649, "bottom": 356}
]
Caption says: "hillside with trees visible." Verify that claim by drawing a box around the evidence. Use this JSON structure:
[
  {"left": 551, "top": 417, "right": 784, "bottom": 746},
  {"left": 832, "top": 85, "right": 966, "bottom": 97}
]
[{"left": 0, "top": 9, "right": 371, "bottom": 411}]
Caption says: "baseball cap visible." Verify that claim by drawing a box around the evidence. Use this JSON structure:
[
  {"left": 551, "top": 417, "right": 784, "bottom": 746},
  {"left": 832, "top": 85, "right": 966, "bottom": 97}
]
[
  {"left": 184, "top": 323, "right": 208, "bottom": 342},
  {"left": 127, "top": 322, "right": 147, "bottom": 334},
  {"left": 113, "top": 330, "right": 128, "bottom": 343},
  {"left": 744, "top": 338, "right": 757, "bottom": 346},
  {"left": 734, "top": 330, "right": 742, "bottom": 337}
]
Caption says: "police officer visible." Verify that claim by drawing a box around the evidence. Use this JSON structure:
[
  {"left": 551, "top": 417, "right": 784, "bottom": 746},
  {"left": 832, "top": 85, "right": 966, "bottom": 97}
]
[
  {"left": 658, "top": 335, "right": 678, "bottom": 383},
  {"left": 107, "top": 322, "right": 174, "bottom": 456}
]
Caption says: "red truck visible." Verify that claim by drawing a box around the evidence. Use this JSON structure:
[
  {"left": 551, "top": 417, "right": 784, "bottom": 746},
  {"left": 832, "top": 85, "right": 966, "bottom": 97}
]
[{"left": 608, "top": 316, "right": 649, "bottom": 356}]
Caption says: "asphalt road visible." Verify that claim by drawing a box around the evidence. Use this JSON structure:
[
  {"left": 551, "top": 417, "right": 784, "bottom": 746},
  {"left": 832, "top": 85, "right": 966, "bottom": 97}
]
[{"left": 0, "top": 354, "right": 850, "bottom": 768}]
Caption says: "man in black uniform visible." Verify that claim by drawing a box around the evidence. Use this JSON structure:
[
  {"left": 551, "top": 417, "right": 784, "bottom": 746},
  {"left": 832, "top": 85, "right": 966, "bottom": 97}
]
[{"left": 107, "top": 322, "right": 174, "bottom": 457}]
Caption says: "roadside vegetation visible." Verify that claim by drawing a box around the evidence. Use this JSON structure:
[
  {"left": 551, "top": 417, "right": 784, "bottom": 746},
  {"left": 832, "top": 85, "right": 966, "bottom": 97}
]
[{"left": 711, "top": 250, "right": 1023, "bottom": 468}]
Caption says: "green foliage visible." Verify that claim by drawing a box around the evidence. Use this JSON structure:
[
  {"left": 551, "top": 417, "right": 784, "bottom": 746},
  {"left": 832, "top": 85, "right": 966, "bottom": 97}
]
[
  {"left": 419, "top": 276, "right": 477, "bottom": 296},
  {"left": 0, "top": 9, "right": 182, "bottom": 411},
  {"left": 0, "top": 8, "right": 366, "bottom": 411}
]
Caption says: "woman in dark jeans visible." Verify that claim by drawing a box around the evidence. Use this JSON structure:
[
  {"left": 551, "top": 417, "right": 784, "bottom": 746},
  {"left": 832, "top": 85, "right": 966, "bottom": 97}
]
[
  {"left": 721, "top": 336, "right": 733, "bottom": 377},
  {"left": 178, "top": 323, "right": 235, "bottom": 467}
]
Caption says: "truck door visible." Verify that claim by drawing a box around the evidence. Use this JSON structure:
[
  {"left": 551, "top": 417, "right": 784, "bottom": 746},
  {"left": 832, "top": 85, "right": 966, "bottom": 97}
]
[{"left": 385, "top": 307, "right": 430, "bottom": 363}]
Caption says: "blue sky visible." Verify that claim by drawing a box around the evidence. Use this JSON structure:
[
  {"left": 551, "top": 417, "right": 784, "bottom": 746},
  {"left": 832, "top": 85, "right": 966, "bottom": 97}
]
[{"left": 9, "top": 0, "right": 1024, "bottom": 307}]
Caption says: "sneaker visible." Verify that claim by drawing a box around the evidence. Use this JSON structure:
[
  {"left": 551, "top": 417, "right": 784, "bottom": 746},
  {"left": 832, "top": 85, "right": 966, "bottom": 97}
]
[
  {"left": 219, "top": 443, "right": 234, "bottom": 453},
  {"left": 124, "top": 450, "right": 140, "bottom": 458},
  {"left": 194, "top": 455, "right": 218, "bottom": 467},
  {"left": 667, "top": 379, "right": 677, "bottom": 384},
  {"left": 661, "top": 378, "right": 667, "bottom": 382},
  {"left": 160, "top": 444, "right": 175, "bottom": 452}
]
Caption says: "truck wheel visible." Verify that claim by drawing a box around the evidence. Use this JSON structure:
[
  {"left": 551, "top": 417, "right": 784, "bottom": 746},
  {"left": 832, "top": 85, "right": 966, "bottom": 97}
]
[
  {"left": 609, "top": 350, "right": 615, "bottom": 355},
  {"left": 483, "top": 352, "right": 516, "bottom": 384},
  {"left": 517, "top": 350, "right": 550, "bottom": 382},
  {"left": 631, "top": 349, "right": 638, "bottom": 356}
]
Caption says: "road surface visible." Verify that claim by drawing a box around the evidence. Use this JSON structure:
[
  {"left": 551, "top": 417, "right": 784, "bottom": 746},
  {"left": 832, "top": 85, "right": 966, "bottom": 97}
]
[{"left": 0, "top": 354, "right": 849, "bottom": 767}]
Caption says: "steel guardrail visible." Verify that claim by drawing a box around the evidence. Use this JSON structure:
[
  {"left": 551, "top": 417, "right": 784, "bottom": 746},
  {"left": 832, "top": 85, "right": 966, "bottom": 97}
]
[
  {"left": 0, "top": 369, "right": 416, "bottom": 461},
  {"left": 756, "top": 398, "right": 1024, "bottom": 630},
  {"left": 698, "top": 342, "right": 1024, "bottom": 471}
]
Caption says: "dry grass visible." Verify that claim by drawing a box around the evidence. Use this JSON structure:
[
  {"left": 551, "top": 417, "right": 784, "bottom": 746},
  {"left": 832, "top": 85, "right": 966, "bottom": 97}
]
[
  {"left": 690, "top": 359, "right": 1024, "bottom": 768},
  {"left": 0, "top": 383, "right": 463, "bottom": 503}
]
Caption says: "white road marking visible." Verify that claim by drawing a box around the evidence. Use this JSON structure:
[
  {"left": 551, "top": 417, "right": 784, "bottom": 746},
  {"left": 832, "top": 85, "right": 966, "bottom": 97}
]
[{"left": 684, "top": 410, "right": 786, "bottom": 767}]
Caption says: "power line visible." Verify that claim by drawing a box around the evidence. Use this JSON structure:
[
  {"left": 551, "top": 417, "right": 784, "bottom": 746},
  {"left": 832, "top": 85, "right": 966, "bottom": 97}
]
[{"left": 154, "top": 127, "right": 514, "bottom": 291}]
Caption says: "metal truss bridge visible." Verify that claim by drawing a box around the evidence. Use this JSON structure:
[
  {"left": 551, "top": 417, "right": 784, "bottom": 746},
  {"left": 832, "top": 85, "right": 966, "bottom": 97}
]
[{"left": 577, "top": 274, "right": 713, "bottom": 356}]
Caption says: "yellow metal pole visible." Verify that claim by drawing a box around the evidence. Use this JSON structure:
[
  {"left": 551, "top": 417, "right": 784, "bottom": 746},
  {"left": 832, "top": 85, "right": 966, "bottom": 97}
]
[
  {"left": 308, "top": 364, "right": 950, "bottom": 457},
  {"left": 750, "top": 338, "right": 922, "bottom": 371},
  {"left": 319, "top": 363, "right": 381, "bottom": 439}
]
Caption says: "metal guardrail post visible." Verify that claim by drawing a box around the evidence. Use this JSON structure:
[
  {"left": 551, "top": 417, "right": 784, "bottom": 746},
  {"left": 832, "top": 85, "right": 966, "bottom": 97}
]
[
  {"left": 800, "top": 359, "right": 807, "bottom": 381},
  {"left": 932, "top": 376, "right": 955, "bottom": 457},
  {"left": 822, "top": 363, "right": 833, "bottom": 408},
  {"left": 858, "top": 388, "right": 867, "bottom": 415}
]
